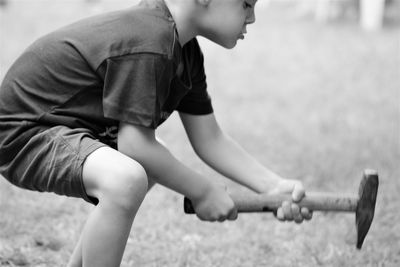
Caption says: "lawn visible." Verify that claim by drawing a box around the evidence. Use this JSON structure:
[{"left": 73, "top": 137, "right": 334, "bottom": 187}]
[{"left": 0, "top": 0, "right": 399, "bottom": 266}]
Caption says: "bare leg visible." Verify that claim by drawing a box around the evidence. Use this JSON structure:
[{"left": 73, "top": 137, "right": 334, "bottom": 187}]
[
  {"left": 67, "top": 174, "right": 157, "bottom": 267},
  {"left": 65, "top": 147, "right": 148, "bottom": 267}
]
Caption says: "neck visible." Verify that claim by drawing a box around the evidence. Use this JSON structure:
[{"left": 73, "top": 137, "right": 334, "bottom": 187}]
[{"left": 164, "top": 0, "right": 197, "bottom": 45}]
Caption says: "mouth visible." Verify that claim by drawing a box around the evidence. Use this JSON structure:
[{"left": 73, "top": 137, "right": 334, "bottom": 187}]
[{"left": 239, "top": 27, "right": 247, "bottom": 39}]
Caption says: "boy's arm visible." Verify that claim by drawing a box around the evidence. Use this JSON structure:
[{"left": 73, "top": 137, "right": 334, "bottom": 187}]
[
  {"left": 179, "top": 113, "right": 306, "bottom": 200},
  {"left": 117, "top": 122, "right": 237, "bottom": 221}
]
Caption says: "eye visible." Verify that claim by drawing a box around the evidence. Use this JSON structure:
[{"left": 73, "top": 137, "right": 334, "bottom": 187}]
[{"left": 243, "top": 1, "right": 252, "bottom": 9}]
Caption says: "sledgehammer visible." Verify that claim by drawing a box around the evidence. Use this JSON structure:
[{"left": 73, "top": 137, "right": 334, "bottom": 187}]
[{"left": 184, "top": 169, "right": 379, "bottom": 249}]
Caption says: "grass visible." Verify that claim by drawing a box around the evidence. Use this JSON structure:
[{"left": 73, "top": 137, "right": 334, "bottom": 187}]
[{"left": 0, "top": 0, "right": 399, "bottom": 266}]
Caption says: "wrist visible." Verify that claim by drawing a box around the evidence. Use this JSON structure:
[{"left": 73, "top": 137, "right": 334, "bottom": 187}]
[
  {"left": 188, "top": 177, "right": 215, "bottom": 203},
  {"left": 255, "top": 174, "right": 284, "bottom": 194}
]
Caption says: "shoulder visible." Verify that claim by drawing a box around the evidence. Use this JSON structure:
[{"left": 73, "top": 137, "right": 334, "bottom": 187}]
[
  {"left": 76, "top": 6, "right": 176, "bottom": 56},
  {"left": 118, "top": 6, "right": 176, "bottom": 55},
  {"left": 29, "top": 5, "right": 177, "bottom": 68}
]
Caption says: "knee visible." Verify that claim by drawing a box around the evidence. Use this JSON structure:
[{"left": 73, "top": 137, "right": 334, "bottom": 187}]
[{"left": 97, "top": 162, "right": 148, "bottom": 212}]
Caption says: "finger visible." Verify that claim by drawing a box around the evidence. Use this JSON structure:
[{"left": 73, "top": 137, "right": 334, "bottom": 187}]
[
  {"left": 217, "top": 215, "right": 226, "bottom": 222},
  {"left": 291, "top": 203, "right": 303, "bottom": 223},
  {"left": 282, "top": 201, "right": 293, "bottom": 221},
  {"left": 196, "top": 214, "right": 206, "bottom": 221},
  {"left": 292, "top": 182, "right": 305, "bottom": 203},
  {"left": 199, "top": 214, "right": 216, "bottom": 222},
  {"left": 276, "top": 207, "right": 285, "bottom": 221},
  {"left": 272, "top": 209, "right": 278, "bottom": 217},
  {"left": 227, "top": 207, "right": 238, "bottom": 221},
  {"left": 291, "top": 203, "right": 302, "bottom": 222},
  {"left": 301, "top": 207, "right": 313, "bottom": 220}
]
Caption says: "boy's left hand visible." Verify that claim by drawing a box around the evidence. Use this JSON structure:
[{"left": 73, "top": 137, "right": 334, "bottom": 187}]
[{"left": 268, "top": 179, "right": 313, "bottom": 223}]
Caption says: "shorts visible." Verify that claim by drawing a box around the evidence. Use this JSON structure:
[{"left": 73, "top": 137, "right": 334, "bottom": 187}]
[{"left": 0, "top": 125, "right": 107, "bottom": 205}]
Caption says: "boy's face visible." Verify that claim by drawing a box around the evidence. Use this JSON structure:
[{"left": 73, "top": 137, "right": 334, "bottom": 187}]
[{"left": 202, "top": 0, "right": 257, "bottom": 49}]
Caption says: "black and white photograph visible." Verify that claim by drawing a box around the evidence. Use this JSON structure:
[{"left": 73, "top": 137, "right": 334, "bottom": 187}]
[{"left": 0, "top": 0, "right": 399, "bottom": 266}]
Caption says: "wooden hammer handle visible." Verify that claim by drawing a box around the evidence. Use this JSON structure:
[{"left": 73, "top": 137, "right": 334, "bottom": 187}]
[{"left": 184, "top": 192, "right": 358, "bottom": 214}]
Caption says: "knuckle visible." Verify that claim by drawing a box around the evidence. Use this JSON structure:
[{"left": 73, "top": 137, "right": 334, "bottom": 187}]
[
  {"left": 295, "top": 218, "right": 303, "bottom": 224},
  {"left": 211, "top": 215, "right": 219, "bottom": 222},
  {"left": 228, "top": 214, "right": 238, "bottom": 221},
  {"left": 218, "top": 216, "right": 226, "bottom": 222},
  {"left": 291, "top": 203, "right": 300, "bottom": 212}
]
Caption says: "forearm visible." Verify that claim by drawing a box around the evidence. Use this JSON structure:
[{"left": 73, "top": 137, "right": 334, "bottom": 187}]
[
  {"left": 195, "top": 131, "right": 281, "bottom": 193},
  {"left": 118, "top": 137, "right": 213, "bottom": 201}
]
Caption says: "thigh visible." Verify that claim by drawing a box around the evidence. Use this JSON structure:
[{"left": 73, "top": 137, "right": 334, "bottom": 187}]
[{"left": 0, "top": 126, "right": 106, "bottom": 204}]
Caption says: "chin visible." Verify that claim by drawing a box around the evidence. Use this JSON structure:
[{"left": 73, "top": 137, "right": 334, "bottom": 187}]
[
  {"left": 204, "top": 34, "right": 238, "bottom": 49},
  {"left": 219, "top": 40, "right": 237, "bottom": 49}
]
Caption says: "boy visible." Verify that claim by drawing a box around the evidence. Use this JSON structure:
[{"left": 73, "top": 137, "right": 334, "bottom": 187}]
[{"left": 0, "top": 0, "right": 312, "bottom": 266}]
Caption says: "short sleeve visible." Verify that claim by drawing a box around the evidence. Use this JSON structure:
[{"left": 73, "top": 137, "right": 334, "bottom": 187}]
[
  {"left": 175, "top": 39, "right": 213, "bottom": 115},
  {"left": 102, "top": 53, "right": 167, "bottom": 128}
]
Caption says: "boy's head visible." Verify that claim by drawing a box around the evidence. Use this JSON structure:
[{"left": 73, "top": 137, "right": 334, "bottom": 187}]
[{"left": 165, "top": 0, "right": 257, "bottom": 49}]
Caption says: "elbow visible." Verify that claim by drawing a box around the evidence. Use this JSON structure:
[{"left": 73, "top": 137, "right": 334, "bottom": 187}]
[
  {"left": 117, "top": 122, "right": 159, "bottom": 167},
  {"left": 117, "top": 137, "right": 153, "bottom": 163}
]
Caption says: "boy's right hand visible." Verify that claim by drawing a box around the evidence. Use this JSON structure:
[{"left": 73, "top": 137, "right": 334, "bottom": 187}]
[{"left": 191, "top": 185, "right": 238, "bottom": 222}]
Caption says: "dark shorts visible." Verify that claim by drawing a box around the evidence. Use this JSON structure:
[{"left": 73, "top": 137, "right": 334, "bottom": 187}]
[{"left": 0, "top": 126, "right": 107, "bottom": 205}]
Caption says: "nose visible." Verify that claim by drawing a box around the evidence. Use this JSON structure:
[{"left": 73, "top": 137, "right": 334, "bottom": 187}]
[{"left": 246, "top": 8, "right": 256, "bottom": 24}]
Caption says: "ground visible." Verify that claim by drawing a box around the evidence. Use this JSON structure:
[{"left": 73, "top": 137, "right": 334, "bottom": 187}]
[{"left": 0, "top": 0, "right": 399, "bottom": 266}]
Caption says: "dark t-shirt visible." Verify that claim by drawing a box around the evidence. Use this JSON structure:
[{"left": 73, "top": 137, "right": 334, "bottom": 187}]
[{"left": 0, "top": 0, "right": 213, "bottom": 159}]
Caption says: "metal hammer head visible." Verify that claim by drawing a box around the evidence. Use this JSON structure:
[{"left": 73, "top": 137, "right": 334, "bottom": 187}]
[{"left": 356, "top": 169, "right": 379, "bottom": 249}]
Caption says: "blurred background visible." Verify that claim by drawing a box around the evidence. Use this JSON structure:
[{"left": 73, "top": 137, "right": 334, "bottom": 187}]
[{"left": 0, "top": 0, "right": 399, "bottom": 266}]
